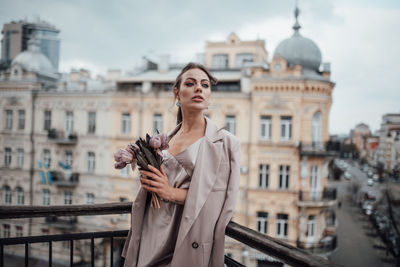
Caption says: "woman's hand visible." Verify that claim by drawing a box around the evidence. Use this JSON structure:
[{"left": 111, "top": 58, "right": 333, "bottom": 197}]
[{"left": 140, "top": 165, "right": 173, "bottom": 201}]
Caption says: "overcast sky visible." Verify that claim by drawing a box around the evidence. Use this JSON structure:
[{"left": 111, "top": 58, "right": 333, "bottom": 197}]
[{"left": 1, "top": 0, "right": 399, "bottom": 135}]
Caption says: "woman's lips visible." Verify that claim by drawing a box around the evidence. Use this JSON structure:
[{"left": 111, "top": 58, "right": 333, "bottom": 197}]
[{"left": 192, "top": 97, "right": 204, "bottom": 102}]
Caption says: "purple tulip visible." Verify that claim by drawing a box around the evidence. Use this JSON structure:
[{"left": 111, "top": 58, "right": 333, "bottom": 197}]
[
  {"left": 149, "top": 136, "right": 162, "bottom": 149},
  {"left": 114, "top": 148, "right": 135, "bottom": 170},
  {"left": 159, "top": 133, "right": 169, "bottom": 150},
  {"left": 114, "top": 161, "right": 127, "bottom": 169}
]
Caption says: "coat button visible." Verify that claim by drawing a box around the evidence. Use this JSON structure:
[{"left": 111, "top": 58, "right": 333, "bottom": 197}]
[{"left": 192, "top": 242, "right": 199, "bottom": 249}]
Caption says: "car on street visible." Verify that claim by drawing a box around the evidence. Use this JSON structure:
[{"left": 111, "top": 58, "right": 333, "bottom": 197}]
[
  {"left": 367, "top": 178, "right": 374, "bottom": 186},
  {"left": 344, "top": 171, "right": 352, "bottom": 180},
  {"left": 367, "top": 170, "right": 373, "bottom": 177},
  {"left": 372, "top": 174, "right": 379, "bottom": 181}
]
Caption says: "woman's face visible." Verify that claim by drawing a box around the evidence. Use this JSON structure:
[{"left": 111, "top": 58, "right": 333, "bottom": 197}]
[{"left": 175, "top": 68, "right": 211, "bottom": 112}]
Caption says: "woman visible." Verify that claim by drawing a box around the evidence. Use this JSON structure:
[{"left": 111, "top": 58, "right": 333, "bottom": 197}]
[{"left": 121, "top": 63, "right": 241, "bottom": 267}]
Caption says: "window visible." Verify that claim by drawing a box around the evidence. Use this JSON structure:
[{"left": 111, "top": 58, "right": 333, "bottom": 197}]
[
  {"left": 85, "top": 193, "right": 95, "bottom": 204},
  {"left": 211, "top": 54, "right": 228, "bottom": 69},
  {"left": 259, "top": 164, "right": 269, "bottom": 188},
  {"left": 310, "top": 165, "right": 320, "bottom": 200},
  {"left": 120, "top": 165, "right": 129, "bottom": 177},
  {"left": 5, "top": 110, "right": 13, "bottom": 130},
  {"left": 3, "top": 224, "right": 10, "bottom": 238},
  {"left": 257, "top": 212, "right": 268, "bottom": 234},
  {"left": 17, "top": 148, "right": 24, "bottom": 168},
  {"left": 307, "top": 215, "right": 315, "bottom": 238},
  {"left": 213, "top": 82, "right": 240, "bottom": 92},
  {"left": 276, "top": 214, "right": 288, "bottom": 239},
  {"left": 279, "top": 165, "right": 290, "bottom": 190},
  {"left": 44, "top": 110, "right": 51, "bottom": 130},
  {"left": 43, "top": 149, "right": 51, "bottom": 168},
  {"left": 153, "top": 113, "right": 162, "bottom": 135},
  {"left": 18, "top": 110, "right": 25, "bottom": 130},
  {"left": 88, "top": 111, "right": 96, "bottom": 134},
  {"left": 280, "top": 116, "right": 292, "bottom": 140},
  {"left": 64, "top": 191, "right": 72, "bottom": 205},
  {"left": 121, "top": 113, "right": 131, "bottom": 135},
  {"left": 4, "top": 147, "right": 12, "bottom": 167},
  {"left": 3, "top": 186, "right": 11, "bottom": 205},
  {"left": 235, "top": 53, "right": 253, "bottom": 68},
  {"left": 65, "top": 111, "right": 74, "bottom": 135},
  {"left": 16, "top": 187, "right": 24, "bottom": 205},
  {"left": 87, "top": 152, "right": 95, "bottom": 173},
  {"left": 65, "top": 151, "right": 73, "bottom": 168},
  {"left": 42, "top": 189, "right": 50, "bottom": 205},
  {"left": 312, "top": 112, "right": 322, "bottom": 144},
  {"left": 226, "top": 115, "right": 236, "bottom": 135},
  {"left": 16, "top": 226, "right": 23, "bottom": 237},
  {"left": 260, "top": 116, "right": 272, "bottom": 140}
]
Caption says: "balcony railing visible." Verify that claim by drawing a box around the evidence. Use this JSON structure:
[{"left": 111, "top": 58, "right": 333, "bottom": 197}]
[
  {"left": 47, "top": 129, "right": 78, "bottom": 145},
  {"left": 0, "top": 203, "right": 341, "bottom": 267},
  {"left": 45, "top": 215, "right": 78, "bottom": 230},
  {"left": 298, "top": 188, "right": 337, "bottom": 207},
  {"left": 297, "top": 235, "right": 338, "bottom": 255},
  {"left": 50, "top": 171, "right": 79, "bottom": 187},
  {"left": 299, "top": 141, "right": 340, "bottom": 157}
]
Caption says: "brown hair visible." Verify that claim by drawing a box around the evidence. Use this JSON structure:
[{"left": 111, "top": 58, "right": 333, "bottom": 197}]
[{"left": 173, "top": 62, "right": 217, "bottom": 125}]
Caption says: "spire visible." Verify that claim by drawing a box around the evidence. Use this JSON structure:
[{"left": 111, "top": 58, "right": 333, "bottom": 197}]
[{"left": 292, "top": 0, "right": 301, "bottom": 34}]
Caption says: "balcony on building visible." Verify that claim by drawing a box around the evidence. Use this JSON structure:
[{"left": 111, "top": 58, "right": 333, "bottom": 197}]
[
  {"left": 50, "top": 171, "right": 79, "bottom": 187},
  {"left": 297, "top": 234, "right": 338, "bottom": 256},
  {"left": 299, "top": 141, "right": 340, "bottom": 157},
  {"left": 298, "top": 188, "right": 337, "bottom": 207},
  {"left": 45, "top": 215, "right": 78, "bottom": 230},
  {"left": 47, "top": 128, "right": 78, "bottom": 145}
]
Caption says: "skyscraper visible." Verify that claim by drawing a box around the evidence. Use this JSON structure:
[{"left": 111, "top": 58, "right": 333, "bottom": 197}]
[{"left": 1, "top": 18, "right": 60, "bottom": 70}]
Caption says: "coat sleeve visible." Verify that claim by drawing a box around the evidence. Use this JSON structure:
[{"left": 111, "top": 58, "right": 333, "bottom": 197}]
[{"left": 210, "top": 138, "right": 241, "bottom": 266}]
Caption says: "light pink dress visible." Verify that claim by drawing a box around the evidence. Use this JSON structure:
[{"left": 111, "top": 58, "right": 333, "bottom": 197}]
[{"left": 136, "top": 137, "right": 204, "bottom": 267}]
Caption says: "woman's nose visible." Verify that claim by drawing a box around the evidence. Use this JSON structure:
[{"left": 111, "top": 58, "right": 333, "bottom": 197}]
[{"left": 195, "top": 82, "right": 203, "bottom": 92}]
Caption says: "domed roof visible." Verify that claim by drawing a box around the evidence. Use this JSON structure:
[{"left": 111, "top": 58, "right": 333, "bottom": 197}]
[
  {"left": 273, "top": 7, "right": 322, "bottom": 71},
  {"left": 12, "top": 36, "right": 55, "bottom": 73}
]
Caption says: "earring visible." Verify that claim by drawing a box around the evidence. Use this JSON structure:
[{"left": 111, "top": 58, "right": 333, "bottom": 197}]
[{"left": 176, "top": 100, "right": 181, "bottom": 107}]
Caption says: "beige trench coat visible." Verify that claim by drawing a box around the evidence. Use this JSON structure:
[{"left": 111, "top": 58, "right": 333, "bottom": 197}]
[{"left": 122, "top": 116, "right": 241, "bottom": 267}]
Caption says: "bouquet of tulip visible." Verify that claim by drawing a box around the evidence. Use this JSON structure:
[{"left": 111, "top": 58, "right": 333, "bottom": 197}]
[{"left": 114, "top": 131, "right": 169, "bottom": 208}]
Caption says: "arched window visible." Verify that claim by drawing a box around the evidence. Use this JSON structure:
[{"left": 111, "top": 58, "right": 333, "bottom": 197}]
[
  {"left": 312, "top": 112, "right": 322, "bottom": 145},
  {"left": 3, "top": 186, "right": 12, "bottom": 205},
  {"left": 16, "top": 187, "right": 24, "bottom": 205}
]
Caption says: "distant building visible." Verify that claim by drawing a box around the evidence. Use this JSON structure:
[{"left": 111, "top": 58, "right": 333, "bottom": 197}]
[
  {"left": 1, "top": 19, "right": 60, "bottom": 70},
  {"left": 376, "top": 114, "right": 400, "bottom": 173},
  {"left": 351, "top": 123, "right": 371, "bottom": 159}
]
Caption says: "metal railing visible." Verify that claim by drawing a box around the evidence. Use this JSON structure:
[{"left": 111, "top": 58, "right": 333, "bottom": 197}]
[
  {"left": 0, "top": 203, "right": 341, "bottom": 267},
  {"left": 299, "top": 188, "right": 337, "bottom": 202},
  {"left": 299, "top": 141, "right": 340, "bottom": 157}
]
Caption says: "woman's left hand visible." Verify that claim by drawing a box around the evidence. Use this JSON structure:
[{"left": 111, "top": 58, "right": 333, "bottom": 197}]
[{"left": 140, "top": 165, "right": 172, "bottom": 201}]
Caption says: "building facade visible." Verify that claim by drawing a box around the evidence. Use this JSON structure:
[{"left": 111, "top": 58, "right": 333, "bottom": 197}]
[{"left": 376, "top": 114, "right": 400, "bottom": 174}]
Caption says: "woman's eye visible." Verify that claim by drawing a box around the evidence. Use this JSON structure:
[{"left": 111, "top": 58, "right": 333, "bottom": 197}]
[
  {"left": 202, "top": 84, "right": 209, "bottom": 88},
  {"left": 185, "top": 82, "right": 194, "bottom": 87}
]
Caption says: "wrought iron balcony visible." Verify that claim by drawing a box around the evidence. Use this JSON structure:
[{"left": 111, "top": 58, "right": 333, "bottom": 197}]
[
  {"left": 47, "top": 128, "right": 78, "bottom": 145},
  {"left": 297, "top": 235, "right": 338, "bottom": 255},
  {"left": 50, "top": 171, "right": 79, "bottom": 187},
  {"left": 298, "top": 188, "right": 337, "bottom": 207},
  {"left": 45, "top": 215, "right": 78, "bottom": 230},
  {"left": 299, "top": 141, "right": 340, "bottom": 157},
  {"left": 0, "top": 203, "right": 341, "bottom": 267}
]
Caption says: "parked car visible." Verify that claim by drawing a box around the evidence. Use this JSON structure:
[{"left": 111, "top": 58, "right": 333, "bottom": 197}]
[
  {"left": 372, "top": 174, "right": 379, "bottom": 181},
  {"left": 367, "top": 170, "right": 373, "bottom": 177},
  {"left": 344, "top": 171, "right": 352, "bottom": 180},
  {"left": 367, "top": 178, "right": 374, "bottom": 186}
]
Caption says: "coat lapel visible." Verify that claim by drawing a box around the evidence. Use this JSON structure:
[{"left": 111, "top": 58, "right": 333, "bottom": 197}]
[{"left": 175, "top": 116, "right": 223, "bottom": 249}]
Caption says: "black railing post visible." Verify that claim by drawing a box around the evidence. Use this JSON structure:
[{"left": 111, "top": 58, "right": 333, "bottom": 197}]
[
  {"left": 91, "top": 238, "right": 94, "bottom": 267},
  {"left": 0, "top": 244, "right": 3, "bottom": 267},
  {"left": 25, "top": 243, "right": 29, "bottom": 267},
  {"left": 49, "top": 241, "right": 52, "bottom": 267},
  {"left": 70, "top": 240, "right": 73, "bottom": 267},
  {"left": 110, "top": 237, "right": 113, "bottom": 267}
]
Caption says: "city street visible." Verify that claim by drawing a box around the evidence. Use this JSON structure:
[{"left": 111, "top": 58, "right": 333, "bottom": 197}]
[{"left": 328, "top": 163, "right": 396, "bottom": 267}]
